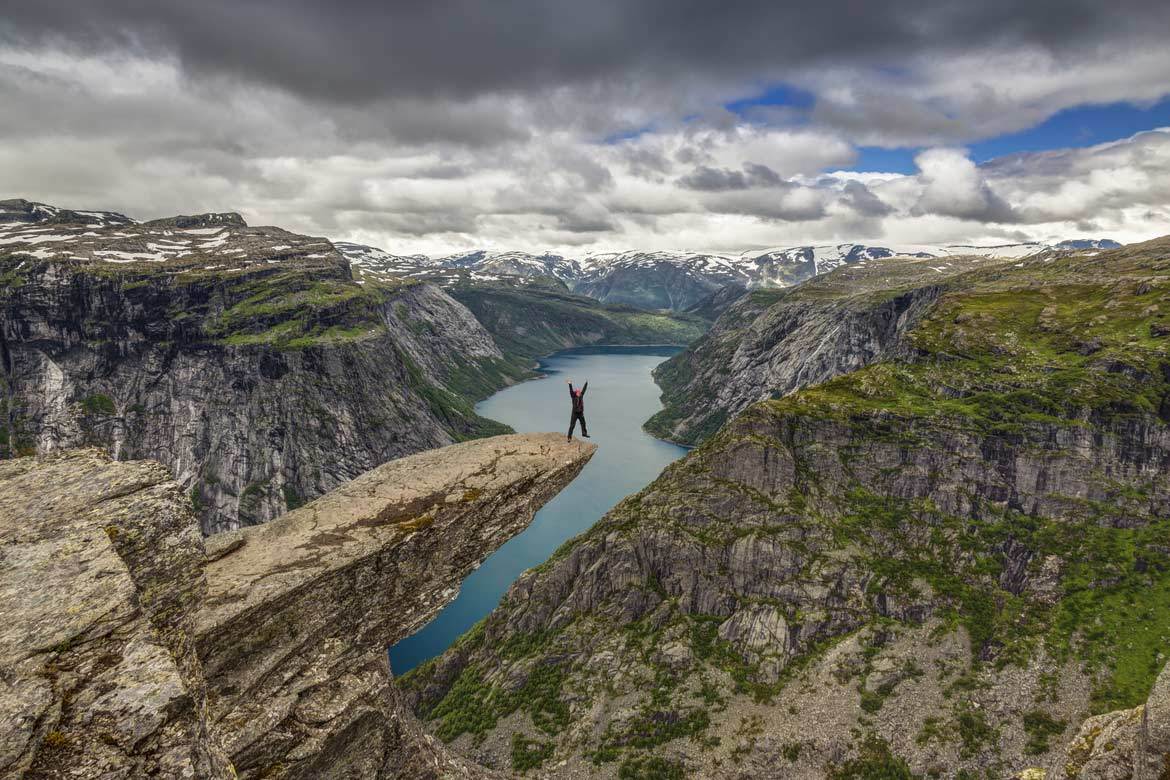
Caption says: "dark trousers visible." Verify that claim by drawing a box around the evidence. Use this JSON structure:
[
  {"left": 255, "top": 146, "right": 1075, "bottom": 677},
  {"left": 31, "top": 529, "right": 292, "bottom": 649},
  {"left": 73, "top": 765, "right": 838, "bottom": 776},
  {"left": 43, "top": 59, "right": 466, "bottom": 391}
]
[{"left": 568, "top": 411, "right": 587, "bottom": 438}]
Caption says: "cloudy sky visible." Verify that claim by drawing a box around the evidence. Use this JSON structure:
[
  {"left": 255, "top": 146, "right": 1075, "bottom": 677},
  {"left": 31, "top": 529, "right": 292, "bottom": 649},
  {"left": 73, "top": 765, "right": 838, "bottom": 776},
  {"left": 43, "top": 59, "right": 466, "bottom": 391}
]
[{"left": 2, "top": 1, "right": 1170, "bottom": 255}]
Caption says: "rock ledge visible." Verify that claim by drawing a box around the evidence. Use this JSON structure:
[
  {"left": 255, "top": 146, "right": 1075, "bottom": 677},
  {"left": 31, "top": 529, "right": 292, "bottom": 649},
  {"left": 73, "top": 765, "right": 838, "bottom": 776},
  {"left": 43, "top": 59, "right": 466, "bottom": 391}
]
[{"left": 0, "top": 433, "right": 593, "bottom": 778}]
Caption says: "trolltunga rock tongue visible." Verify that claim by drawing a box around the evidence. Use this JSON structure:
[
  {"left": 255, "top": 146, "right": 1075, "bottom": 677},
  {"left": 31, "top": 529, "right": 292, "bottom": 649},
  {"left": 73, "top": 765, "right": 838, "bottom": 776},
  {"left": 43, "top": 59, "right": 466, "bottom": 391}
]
[{"left": 0, "top": 433, "right": 593, "bottom": 779}]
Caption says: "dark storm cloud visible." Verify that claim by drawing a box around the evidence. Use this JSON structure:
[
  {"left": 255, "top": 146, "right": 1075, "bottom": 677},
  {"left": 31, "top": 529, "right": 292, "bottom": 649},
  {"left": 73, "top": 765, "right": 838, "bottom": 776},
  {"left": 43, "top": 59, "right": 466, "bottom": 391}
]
[
  {"left": 3, "top": 0, "right": 1168, "bottom": 104},
  {"left": 330, "top": 100, "right": 532, "bottom": 148},
  {"left": 343, "top": 209, "right": 480, "bottom": 237},
  {"left": 555, "top": 212, "right": 617, "bottom": 233},
  {"left": 839, "top": 180, "right": 893, "bottom": 217},
  {"left": 811, "top": 91, "right": 968, "bottom": 145},
  {"left": 621, "top": 146, "right": 672, "bottom": 178},
  {"left": 678, "top": 163, "right": 783, "bottom": 191},
  {"left": 701, "top": 188, "right": 827, "bottom": 222},
  {"left": 4, "top": 1, "right": 1169, "bottom": 252}
]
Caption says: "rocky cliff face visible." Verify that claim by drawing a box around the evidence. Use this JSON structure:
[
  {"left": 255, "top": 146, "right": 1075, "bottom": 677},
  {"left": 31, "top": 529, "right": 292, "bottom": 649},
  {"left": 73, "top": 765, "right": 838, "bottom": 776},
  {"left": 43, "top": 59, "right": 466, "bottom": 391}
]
[
  {"left": 404, "top": 239, "right": 1170, "bottom": 778},
  {"left": 0, "top": 449, "right": 234, "bottom": 779},
  {"left": 682, "top": 283, "right": 749, "bottom": 323},
  {"left": 645, "top": 253, "right": 1017, "bottom": 445},
  {"left": 0, "top": 434, "right": 594, "bottom": 779},
  {"left": 1049, "top": 661, "right": 1170, "bottom": 780},
  {"left": 1, "top": 203, "right": 523, "bottom": 533}
]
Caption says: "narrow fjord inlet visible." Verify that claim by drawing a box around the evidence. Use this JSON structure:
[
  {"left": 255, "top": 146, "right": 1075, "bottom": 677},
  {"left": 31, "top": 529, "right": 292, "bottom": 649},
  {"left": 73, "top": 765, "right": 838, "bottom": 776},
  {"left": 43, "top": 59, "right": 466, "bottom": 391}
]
[{"left": 389, "top": 346, "right": 688, "bottom": 674}]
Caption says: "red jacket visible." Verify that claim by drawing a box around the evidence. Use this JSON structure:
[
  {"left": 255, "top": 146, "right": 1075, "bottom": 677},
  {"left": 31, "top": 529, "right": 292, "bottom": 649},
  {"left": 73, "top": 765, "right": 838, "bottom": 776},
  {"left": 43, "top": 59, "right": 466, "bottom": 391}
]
[{"left": 569, "top": 382, "right": 587, "bottom": 413}]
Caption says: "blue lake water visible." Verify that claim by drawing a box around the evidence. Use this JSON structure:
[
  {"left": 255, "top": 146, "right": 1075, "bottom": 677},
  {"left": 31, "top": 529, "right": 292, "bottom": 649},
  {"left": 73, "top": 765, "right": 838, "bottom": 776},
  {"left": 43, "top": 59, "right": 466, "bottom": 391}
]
[{"left": 388, "top": 345, "right": 688, "bottom": 675}]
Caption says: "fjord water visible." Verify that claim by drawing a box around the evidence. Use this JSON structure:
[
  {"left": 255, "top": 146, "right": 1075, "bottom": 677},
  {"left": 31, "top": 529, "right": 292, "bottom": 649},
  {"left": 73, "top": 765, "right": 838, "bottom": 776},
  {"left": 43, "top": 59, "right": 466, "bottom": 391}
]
[{"left": 389, "top": 345, "right": 688, "bottom": 674}]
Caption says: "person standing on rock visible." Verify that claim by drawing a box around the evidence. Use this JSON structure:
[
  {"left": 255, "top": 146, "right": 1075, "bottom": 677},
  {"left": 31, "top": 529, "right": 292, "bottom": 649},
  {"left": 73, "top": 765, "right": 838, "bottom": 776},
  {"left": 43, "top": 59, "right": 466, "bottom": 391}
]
[{"left": 567, "top": 380, "right": 590, "bottom": 441}]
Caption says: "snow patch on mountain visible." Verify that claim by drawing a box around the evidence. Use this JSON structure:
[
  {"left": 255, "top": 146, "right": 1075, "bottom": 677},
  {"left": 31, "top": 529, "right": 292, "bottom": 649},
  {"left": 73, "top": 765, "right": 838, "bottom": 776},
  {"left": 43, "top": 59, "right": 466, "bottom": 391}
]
[
  {"left": 438, "top": 250, "right": 581, "bottom": 281},
  {"left": 1, "top": 198, "right": 135, "bottom": 229},
  {"left": 335, "top": 241, "right": 432, "bottom": 280},
  {"left": 0, "top": 202, "right": 340, "bottom": 271}
]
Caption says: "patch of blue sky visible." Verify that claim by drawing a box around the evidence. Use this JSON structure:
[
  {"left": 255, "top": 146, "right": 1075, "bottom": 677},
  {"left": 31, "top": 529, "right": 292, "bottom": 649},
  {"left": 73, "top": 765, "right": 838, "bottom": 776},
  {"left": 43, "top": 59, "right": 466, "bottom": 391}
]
[
  {"left": 601, "top": 126, "right": 655, "bottom": 145},
  {"left": 725, "top": 83, "right": 816, "bottom": 116},
  {"left": 849, "top": 147, "right": 919, "bottom": 174},
  {"left": 968, "top": 96, "right": 1170, "bottom": 162},
  {"left": 605, "top": 84, "right": 1170, "bottom": 175},
  {"left": 847, "top": 97, "right": 1170, "bottom": 174}
]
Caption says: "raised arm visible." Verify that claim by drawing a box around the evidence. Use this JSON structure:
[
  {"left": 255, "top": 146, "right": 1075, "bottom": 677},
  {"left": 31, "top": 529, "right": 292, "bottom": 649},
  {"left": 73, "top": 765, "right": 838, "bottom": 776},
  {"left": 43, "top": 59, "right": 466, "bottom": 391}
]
[
  {"left": 581, "top": 381, "right": 588, "bottom": 395},
  {"left": 567, "top": 380, "right": 575, "bottom": 396}
]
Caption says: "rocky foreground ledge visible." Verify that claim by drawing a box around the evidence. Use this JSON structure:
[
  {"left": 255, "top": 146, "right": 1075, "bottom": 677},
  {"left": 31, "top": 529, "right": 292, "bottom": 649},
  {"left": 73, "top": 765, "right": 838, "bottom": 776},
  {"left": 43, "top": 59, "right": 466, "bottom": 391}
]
[{"left": 0, "top": 433, "right": 594, "bottom": 779}]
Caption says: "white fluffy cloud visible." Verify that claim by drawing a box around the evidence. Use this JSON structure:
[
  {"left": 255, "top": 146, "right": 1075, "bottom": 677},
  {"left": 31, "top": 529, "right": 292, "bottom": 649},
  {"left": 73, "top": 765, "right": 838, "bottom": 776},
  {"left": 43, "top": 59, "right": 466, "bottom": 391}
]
[{"left": 911, "top": 148, "right": 1016, "bottom": 222}]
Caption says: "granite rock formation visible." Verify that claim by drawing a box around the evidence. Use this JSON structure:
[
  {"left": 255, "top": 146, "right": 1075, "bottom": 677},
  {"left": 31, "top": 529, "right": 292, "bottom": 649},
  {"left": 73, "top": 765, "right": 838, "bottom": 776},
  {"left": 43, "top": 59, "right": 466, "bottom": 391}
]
[{"left": 1048, "top": 661, "right": 1170, "bottom": 779}]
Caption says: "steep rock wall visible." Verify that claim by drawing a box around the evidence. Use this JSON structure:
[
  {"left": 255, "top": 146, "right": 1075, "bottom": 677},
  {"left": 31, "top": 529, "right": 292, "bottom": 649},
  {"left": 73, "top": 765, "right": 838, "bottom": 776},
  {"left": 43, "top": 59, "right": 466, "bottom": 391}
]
[
  {"left": 0, "top": 451, "right": 233, "bottom": 778},
  {"left": 197, "top": 433, "right": 594, "bottom": 778},
  {"left": 405, "top": 405, "right": 1170, "bottom": 777},
  {"left": 1043, "top": 661, "right": 1170, "bottom": 779},
  {"left": 2, "top": 247, "right": 519, "bottom": 533}
]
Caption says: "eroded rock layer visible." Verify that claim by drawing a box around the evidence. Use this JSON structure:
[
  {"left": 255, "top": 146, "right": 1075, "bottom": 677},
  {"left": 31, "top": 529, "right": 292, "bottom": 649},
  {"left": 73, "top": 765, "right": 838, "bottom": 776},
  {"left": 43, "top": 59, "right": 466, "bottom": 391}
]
[{"left": 0, "top": 450, "right": 233, "bottom": 778}]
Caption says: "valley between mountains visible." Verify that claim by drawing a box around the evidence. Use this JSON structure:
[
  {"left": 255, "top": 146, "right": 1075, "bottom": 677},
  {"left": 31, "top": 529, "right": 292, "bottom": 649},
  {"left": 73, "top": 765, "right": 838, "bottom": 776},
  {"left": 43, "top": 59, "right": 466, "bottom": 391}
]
[{"left": 1, "top": 197, "right": 1167, "bottom": 779}]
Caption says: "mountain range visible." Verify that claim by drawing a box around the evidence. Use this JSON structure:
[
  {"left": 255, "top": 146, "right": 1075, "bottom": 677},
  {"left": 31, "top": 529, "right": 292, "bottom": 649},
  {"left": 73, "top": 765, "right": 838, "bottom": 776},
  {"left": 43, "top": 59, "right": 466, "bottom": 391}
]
[
  {"left": 337, "top": 239, "right": 1122, "bottom": 311},
  {"left": 1, "top": 196, "right": 1118, "bottom": 314}
]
